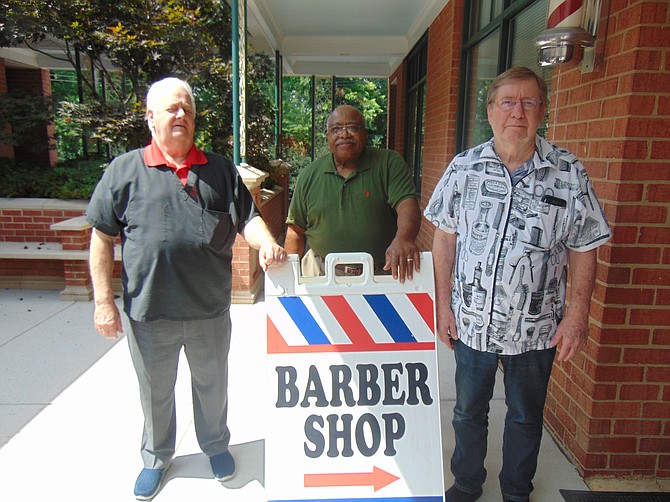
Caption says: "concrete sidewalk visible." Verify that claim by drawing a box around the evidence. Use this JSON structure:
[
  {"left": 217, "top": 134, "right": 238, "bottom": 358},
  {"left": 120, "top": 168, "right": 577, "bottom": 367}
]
[{"left": 0, "top": 288, "right": 587, "bottom": 501}]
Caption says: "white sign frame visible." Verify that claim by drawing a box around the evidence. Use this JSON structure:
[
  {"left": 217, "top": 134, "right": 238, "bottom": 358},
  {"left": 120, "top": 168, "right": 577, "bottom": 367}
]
[{"left": 265, "top": 252, "right": 444, "bottom": 502}]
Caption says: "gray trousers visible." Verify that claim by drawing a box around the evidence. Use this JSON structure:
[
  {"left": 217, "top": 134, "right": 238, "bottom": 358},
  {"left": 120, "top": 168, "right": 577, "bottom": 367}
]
[{"left": 127, "top": 312, "right": 232, "bottom": 469}]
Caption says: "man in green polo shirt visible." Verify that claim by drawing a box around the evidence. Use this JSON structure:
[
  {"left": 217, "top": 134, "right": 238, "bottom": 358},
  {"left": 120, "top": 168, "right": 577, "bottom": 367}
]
[{"left": 285, "top": 105, "right": 421, "bottom": 282}]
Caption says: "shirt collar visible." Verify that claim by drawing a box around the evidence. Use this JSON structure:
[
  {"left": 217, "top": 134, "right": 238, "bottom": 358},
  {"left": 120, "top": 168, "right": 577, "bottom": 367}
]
[
  {"left": 325, "top": 147, "right": 370, "bottom": 173},
  {"left": 486, "top": 135, "right": 556, "bottom": 172},
  {"left": 144, "top": 138, "right": 208, "bottom": 168}
]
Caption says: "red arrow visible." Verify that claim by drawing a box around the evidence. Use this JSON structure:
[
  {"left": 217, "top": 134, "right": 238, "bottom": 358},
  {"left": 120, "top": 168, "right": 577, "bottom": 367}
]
[{"left": 304, "top": 466, "right": 400, "bottom": 492}]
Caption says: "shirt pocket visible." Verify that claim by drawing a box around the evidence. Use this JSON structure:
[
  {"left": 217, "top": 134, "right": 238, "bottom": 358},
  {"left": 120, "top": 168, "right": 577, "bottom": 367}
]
[
  {"left": 517, "top": 202, "right": 569, "bottom": 251},
  {"left": 202, "top": 208, "right": 236, "bottom": 253}
]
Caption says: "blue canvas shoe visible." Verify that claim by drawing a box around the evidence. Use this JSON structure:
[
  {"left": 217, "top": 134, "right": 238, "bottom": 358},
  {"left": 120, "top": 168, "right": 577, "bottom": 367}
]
[
  {"left": 134, "top": 467, "right": 166, "bottom": 500},
  {"left": 210, "top": 451, "right": 236, "bottom": 482}
]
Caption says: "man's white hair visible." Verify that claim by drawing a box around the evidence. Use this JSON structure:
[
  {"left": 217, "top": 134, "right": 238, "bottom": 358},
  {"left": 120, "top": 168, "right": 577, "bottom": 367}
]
[{"left": 145, "top": 77, "right": 196, "bottom": 125}]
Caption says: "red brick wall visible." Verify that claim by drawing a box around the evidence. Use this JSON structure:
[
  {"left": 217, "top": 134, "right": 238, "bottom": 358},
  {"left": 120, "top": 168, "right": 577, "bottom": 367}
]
[
  {"left": 260, "top": 191, "right": 285, "bottom": 241},
  {"left": 260, "top": 170, "right": 289, "bottom": 242},
  {"left": 0, "top": 197, "right": 270, "bottom": 301},
  {"left": 389, "top": 0, "right": 463, "bottom": 253},
  {"left": 231, "top": 185, "right": 286, "bottom": 299},
  {"left": 542, "top": 0, "right": 670, "bottom": 480},
  {"left": 388, "top": 63, "right": 407, "bottom": 155},
  {"left": 231, "top": 179, "right": 288, "bottom": 301},
  {"left": 60, "top": 227, "right": 92, "bottom": 251},
  {"left": 394, "top": 0, "right": 669, "bottom": 483},
  {"left": 231, "top": 238, "right": 258, "bottom": 293},
  {"left": 418, "top": 0, "right": 464, "bottom": 252},
  {"left": 0, "top": 258, "right": 64, "bottom": 280},
  {"left": 0, "top": 207, "right": 86, "bottom": 243}
]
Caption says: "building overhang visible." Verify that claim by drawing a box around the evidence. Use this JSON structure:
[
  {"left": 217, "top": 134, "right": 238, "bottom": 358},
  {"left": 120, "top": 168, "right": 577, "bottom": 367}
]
[
  {"left": 243, "top": 0, "right": 449, "bottom": 77},
  {"left": 0, "top": 36, "right": 114, "bottom": 71}
]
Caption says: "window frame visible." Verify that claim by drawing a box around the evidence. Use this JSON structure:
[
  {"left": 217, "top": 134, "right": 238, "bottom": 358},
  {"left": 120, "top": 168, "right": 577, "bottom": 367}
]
[
  {"left": 456, "top": 0, "right": 547, "bottom": 152},
  {"left": 403, "top": 32, "right": 428, "bottom": 193}
]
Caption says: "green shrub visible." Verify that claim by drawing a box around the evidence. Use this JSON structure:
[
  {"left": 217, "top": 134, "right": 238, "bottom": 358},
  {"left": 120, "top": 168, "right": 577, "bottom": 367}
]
[{"left": 0, "top": 157, "right": 107, "bottom": 199}]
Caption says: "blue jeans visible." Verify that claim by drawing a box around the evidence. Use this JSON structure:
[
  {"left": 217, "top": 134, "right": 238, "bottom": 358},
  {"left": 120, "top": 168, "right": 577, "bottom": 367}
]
[{"left": 451, "top": 340, "right": 556, "bottom": 501}]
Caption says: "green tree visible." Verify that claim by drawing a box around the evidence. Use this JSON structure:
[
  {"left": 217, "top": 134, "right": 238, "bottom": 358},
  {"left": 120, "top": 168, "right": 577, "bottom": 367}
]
[
  {"left": 281, "top": 76, "right": 315, "bottom": 155},
  {"left": 280, "top": 76, "right": 388, "bottom": 189},
  {"left": 0, "top": 92, "right": 53, "bottom": 149},
  {"left": 334, "top": 77, "right": 387, "bottom": 147},
  {"left": 2, "top": 0, "right": 274, "bottom": 164},
  {"left": 50, "top": 71, "right": 84, "bottom": 160}
]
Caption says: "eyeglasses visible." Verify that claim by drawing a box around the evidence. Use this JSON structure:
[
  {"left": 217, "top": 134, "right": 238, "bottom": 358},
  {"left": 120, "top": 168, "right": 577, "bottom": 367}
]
[
  {"left": 327, "top": 124, "right": 363, "bottom": 136},
  {"left": 492, "top": 98, "right": 542, "bottom": 111}
]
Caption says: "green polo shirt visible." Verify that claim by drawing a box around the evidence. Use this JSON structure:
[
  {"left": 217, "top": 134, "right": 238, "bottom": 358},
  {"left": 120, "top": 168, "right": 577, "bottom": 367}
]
[{"left": 286, "top": 147, "right": 417, "bottom": 265}]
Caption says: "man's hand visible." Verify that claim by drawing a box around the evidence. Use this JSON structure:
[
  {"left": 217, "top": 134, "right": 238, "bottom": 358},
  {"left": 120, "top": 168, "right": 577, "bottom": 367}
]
[
  {"left": 436, "top": 302, "right": 458, "bottom": 349},
  {"left": 259, "top": 242, "right": 287, "bottom": 271},
  {"left": 551, "top": 248, "right": 596, "bottom": 362},
  {"left": 551, "top": 310, "right": 589, "bottom": 362},
  {"left": 242, "top": 216, "right": 287, "bottom": 270},
  {"left": 384, "top": 198, "right": 421, "bottom": 283},
  {"left": 432, "top": 228, "right": 458, "bottom": 348},
  {"left": 89, "top": 229, "right": 121, "bottom": 339},
  {"left": 93, "top": 300, "right": 123, "bottom": 339},
  {"left": 383, "top": 236, "right": 420, "bottom": 283}
]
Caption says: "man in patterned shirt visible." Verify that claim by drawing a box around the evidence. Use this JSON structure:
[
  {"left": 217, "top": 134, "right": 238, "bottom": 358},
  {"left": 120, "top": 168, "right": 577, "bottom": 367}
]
[{"left": 425, "top": 67, "right": 611, "bottom": 502}]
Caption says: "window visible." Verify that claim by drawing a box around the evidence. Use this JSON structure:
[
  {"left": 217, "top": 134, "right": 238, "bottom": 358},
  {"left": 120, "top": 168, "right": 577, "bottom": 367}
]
[
  {"left": 458, "top": 0, "right": 552, "bottom": 150},
  {"left": 404, "top": 33, "right": 428, "bottom": 193},
  {"left": 463, "top": 33, "right": 501, "bottom": 149}
]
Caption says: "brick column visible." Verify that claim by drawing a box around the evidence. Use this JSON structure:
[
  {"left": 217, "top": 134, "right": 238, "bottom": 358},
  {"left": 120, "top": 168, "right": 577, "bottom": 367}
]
[
  {"left": 0, "top": 58, "right": 15, "bottom": 160},
  {"left": 5, "top": 67, "right": 57, "bottom": 166},
  {"left": 542, "top": 1, "right": 670, "bottom": 483},
  {"left": 51, "top": 216, "right": 93, "bottom": 301},
  {"left": 415, "top": 0, "right": 464, "bottom": 252},
  {"left": 233, "top": 164, "right": 269, "bottom": 303}
]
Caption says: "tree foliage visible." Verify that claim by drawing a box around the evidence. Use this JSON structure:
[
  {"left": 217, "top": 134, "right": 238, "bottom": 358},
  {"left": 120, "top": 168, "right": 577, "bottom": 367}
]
[
  {"left": 280, "top": 75, "right": 388, "bottom": 187},
  {"left": 0, "top": 92, "right": 54, "bottom": 148},
  {"left": 1, "top": 0, "right": 275, "bottom": 162}
]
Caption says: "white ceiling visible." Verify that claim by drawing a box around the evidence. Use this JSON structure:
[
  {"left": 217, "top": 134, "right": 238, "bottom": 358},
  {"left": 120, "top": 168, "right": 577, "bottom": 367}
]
[{"left": 245, "top": 0, "right": 450, "bottom": 77}]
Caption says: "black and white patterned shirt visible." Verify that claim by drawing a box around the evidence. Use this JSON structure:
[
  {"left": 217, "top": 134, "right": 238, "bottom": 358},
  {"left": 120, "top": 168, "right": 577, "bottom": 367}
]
[{"left": 425, "top": 136, "right": 612, "bottom": 355}]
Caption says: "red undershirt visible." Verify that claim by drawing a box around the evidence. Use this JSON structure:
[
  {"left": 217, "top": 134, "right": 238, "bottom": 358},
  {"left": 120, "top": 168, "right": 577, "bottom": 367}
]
[{"left": 143, "top": 138, "right": 208, "bottom": 186}]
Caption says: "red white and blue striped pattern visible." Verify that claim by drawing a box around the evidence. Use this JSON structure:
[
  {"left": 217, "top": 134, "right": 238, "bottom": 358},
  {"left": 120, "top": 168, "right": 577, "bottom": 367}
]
[{"left": 267, "top": 293, "right": 435, "bottom": 354}]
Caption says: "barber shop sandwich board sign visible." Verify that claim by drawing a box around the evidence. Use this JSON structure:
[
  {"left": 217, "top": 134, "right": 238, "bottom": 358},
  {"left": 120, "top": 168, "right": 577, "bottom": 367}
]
[{"left": 265, "top": 253, "right": 444, "bottom": 502}]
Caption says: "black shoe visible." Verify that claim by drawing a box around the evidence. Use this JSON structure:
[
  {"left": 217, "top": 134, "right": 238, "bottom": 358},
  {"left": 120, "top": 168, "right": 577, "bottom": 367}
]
[{"left": 445, "top": 484, "right": 483, "bottom": 502}]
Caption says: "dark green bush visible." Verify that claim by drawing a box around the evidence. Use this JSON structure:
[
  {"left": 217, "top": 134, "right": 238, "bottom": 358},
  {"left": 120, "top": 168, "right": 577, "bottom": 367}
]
[{"left": 0, "top": 157, "right": 107, "bottom": 199}]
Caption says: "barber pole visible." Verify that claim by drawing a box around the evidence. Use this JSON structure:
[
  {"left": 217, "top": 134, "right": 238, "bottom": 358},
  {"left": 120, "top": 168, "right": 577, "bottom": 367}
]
[
  {"left": 537, "top": 0, "right": 596, "bottom": 67},
  {"left": 547, "top": 0, "right": 584, "bottom": 29}
]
